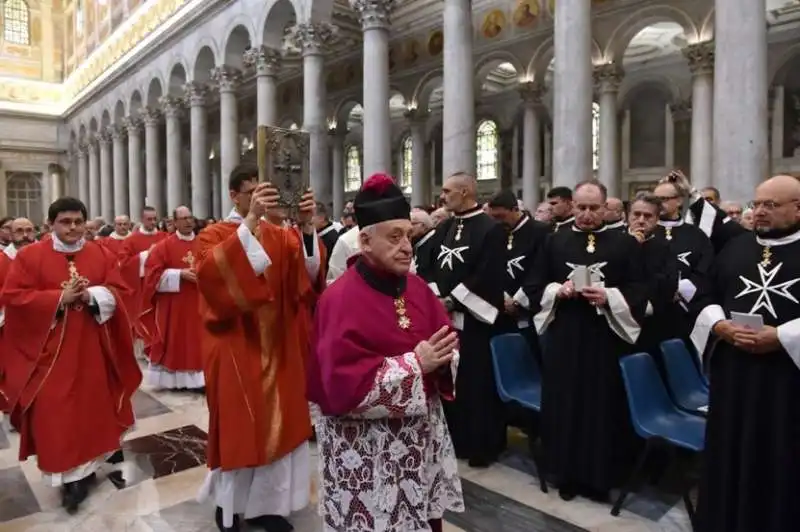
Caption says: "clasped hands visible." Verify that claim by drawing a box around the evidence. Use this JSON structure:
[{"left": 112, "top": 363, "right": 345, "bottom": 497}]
[
  {"left": 556, "top": 280, "right": 607, "bottom": 307},
  {"left": 60, "top": 278, "right": 91, "bottom": 306},
  {"left": 179, "top": 269, "right": 197, "bottom": 283},
  {"left": 713, "top": 320, "right": 780, "bottom": 354},
  {"left": 414, "top": 326, "right": 459, "bottom": 374},
  {"left": 244, "top": 183, "right": 316, "bottom": 232}
]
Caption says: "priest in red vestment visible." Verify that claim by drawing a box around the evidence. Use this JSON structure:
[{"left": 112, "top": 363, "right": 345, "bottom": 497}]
[
  {"left": 195, "top": 163, "right": 321, "bottom": 532},
  {"left": 308, "top": 174, "right": 465, "bottom": 532},
  {"left": 141, "top": 206, "right": 204, "bottom": 390},
  {"left": 99, "top": 215, "right": 132, "bottom": 256},
  {"left": 119, "top": 206, "right": 166, "bottom": 355},
  {"left": 0, "top": 197, "right": 141, "bottom": 514}
]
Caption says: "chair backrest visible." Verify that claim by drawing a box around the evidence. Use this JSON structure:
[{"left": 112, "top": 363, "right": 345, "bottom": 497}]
[
  {"left": 618, "top": 353, "right": 679, "bottom": 439},
  {"left": 489, "top": 333, "right": 541, "bottom": 403},
  {"left": 660, "top": 339, "right": 708, "bottom": 399}
]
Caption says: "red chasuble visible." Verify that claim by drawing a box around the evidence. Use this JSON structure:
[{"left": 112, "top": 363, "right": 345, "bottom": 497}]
[
  {"left": 195, "top": 222, "right": 313, "bottom": 471},
  {"left": 141, "top": 234, "right": 202, "bottom": 372},
  {"left": 0, "top": 241, "right": 141, "bottom": 473},
  {"left": 0, "top": 251, "right": 13, "bottom": 412},
  {"left": 308, "top": 261, "right": 455, "bottom": 416},
  {"left": 98, "top": 235, "right": 127, "bottom": 257},
  {"left": 119, "top": 231, "right": 167, "bottom": 341}
]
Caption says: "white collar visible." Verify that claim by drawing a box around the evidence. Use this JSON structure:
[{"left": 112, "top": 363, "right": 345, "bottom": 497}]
[
  {"left": 319, "top": 223, "right": 338, "bottom": 237},
  {"left": 756, "top": 229, "right": 800, "bottom": 247},
  {"left": 110, "top": 232, "right": 129, "bottom": 240},
  {"left": 454, "top": 207, "right": 484, "bottom": 220},
  {"left": 138, "top": 227, "right": 158, "bottom": 235},
  {"left": 3, "top": 243, "right": 16, "bottom": 260},
  {"left": 415, "top": 229, "right": 436, "bottom": 249},
  {"left": 512, "top": 214, "right": 530, "bottom": 234},
  {"left": 176, "top": 231, "right": 195, "bottom": 242},
  {"left": 571, "top": 223, "right": 607, "bottom": 233},
  {"left": 555, "top": 216, "right": 575, "bottom": 228},
  {"left": 606, "top": 219, "right": 626, "bottom": 229},
  {"left": 659, "top": 218, "right": 684, "bottom": 228},
  {"left": 52, "top": 233, "right": 85, "bottom": 253},
  {"left": 226, "top": 208, "right": 244, "bottom": 224}
]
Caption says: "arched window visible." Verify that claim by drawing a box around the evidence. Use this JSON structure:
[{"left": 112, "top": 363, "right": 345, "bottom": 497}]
[
  {"left": 3, "top": 0, "right": 30, "bottom": 45},
  {"left": 401, "top": 134, "right": 412, "bottom": 191},
  {"left": 6, "top": 172, "right": 42, "bottom": 219},
  {"left": 476, "top": 119, "right": 499, "bottom": 181},
  {"left": 592, "top": 102, "right": 600, "bottom": 172},
  {"left": 345, "top": 145, "right": 362, "bottom": 192}
]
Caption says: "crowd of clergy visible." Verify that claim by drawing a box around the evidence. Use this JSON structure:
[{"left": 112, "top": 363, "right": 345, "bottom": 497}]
[{"left": 0, "top": 161, "right": 797, "bottom": 532}]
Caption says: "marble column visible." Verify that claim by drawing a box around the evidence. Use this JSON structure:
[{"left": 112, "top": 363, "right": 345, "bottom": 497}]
[
  {"left": 519, "top": 82, "right": 545, "bottom": 209},
  {"left": 405, "top": 108, "right": 429, "bottom": 206},
  {"left": 49, "top": 163, "right": 63, "bottom": 200},
  {"left": 142, "top": 107, "right": 164, "bottom": 213},
  {"left": 713, "top": 0, "right": 768, "bottom": 201},
  {"left": 553, "top": 0, "right": 593, "bottom": 187},
  {"left": 212, "top": 66, "right": 241, "bottom": 215},
  {"left": 328, "top": 126, "right": 346, "bottom": 217},
  {"left": 99, "top": 129, "right": 114, "bottom": 221},
  {"left": 593, "top": 64, "right": 623, "bottom": 197},
  {"left": 184, "top": 82, "right": 210, "bottom": 219},
  {"left": 292, "top": 23, "right": 336, "bottom": 203},
  {"left": 684, "top": 41, "right": 714, "bottom": 189},
  {"left": 77, "top": 143, "right": 89, "bottom": 205},
  {"left": 125, "top": 117, "right": 144, "bottom": 220},
  {"left": 88, "top": 136, "right": 101, "bottom": 217},
  {"left": 352, "top": 0, "right": 394, "bottom": 177},
  {"left": 771, "top": 85, "right": 785, "bottom": 163},
  {"left": 244, "top": 46, "right": 282, "bottom": 127},
  {"left": 112, "top": 126, "right": 128, "bottom": 216},
  {"left": 442, "top": 0, "right": 475, "bottom": 177},
  {"left": 160, "top": 95, "right": 185, "bottom": 213}
]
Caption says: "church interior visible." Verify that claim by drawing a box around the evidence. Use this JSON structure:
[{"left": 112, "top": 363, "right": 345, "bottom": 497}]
[{"left": 0, "top": 0, "right": 797, "bottom": 530}]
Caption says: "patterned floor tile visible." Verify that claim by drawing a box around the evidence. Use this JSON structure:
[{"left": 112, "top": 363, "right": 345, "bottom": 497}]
[
  {"left": 0, "top": 466, "right": 40, "bottom": 523},
  {"left": 132, "top": 390, "right": 172, "bottom": 419},
  {"left": 124, "top": 425, "right": 207, "bottom": 482}
]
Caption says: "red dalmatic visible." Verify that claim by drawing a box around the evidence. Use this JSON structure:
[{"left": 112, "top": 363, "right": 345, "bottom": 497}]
[
  {"left": 119, "top": 230, "right": 167, "bottom": 342},
  {"left": 140, "top": 234, "right": 202, "bottom": 373}
]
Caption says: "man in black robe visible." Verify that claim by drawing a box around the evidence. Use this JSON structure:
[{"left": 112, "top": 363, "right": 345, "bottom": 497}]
[
  {"left": 312, "top": 201, "right": 339, "bottom": 267},
  {"left": 521, "top": 179, "right": 647, "bottom": 501},
  {"left": 604, "top": 197, "right": 627, "bottom": 231},
  {"left": 546, "top": 187, "right": 574, "bottom": 232},
  {"left": 431, "top": 172, "right": 507, "bottom": 467},
  {"left": 692, "top": 175, "right": 800, "bottom": 532},
  {"left": 411, "top": 207, "right": 439, "bottom": 283}
]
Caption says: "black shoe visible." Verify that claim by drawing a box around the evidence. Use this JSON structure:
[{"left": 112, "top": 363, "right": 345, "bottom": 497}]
[
  {"left": 106, "top": 449, "right": 124, "bottom": 465},
  {"left": 468, "top": 457, "right": 491, "bottom": 469},
  {"left": 215, "top": 507, "right": 241, "bottom": 531},
  {"left": 558, "top": 485, "right": 578, "bottom": 501},
  {"left": 580, "top": 486, "right": 610, "bottom": 504},
  {"left": 107, "top": 470, "right": 126, "bottom": 490},
  {"left": 61, "top": 474, "right": 93, "bottom": 515},
  {"left": 245, "top": 515, "right": 294, "bottom": 532}
]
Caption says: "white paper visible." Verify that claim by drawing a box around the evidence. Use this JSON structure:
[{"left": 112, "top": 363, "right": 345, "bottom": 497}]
[
  {"left": 572, "top": 265, "right": 591, "bottom": 291},
  {"left": 731, "top": 311, "right": 765, "bottom": 330}
]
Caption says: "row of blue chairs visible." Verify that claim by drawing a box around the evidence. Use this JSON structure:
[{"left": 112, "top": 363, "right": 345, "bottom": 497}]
[{"left": 489, "top": 334, "right": 709, "bottom": 529}]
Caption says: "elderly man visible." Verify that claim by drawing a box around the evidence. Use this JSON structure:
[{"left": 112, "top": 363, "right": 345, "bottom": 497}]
[
  {"left": 692, "top": 175, "right": 800, "bottom": 532},
  {"left": 100, "top": 215, "right": 132, "bottom": 256},
  {"left": 720, "top": 201, "right": 743, "bottom": 222},
  {"left": 411, "top": 207, "right": 438, "bottom": 282},
  {"left": 309, "top": 173, "right": 464, "bottom": 532},
  {"left": 605, "top": 197, "right": 626, "bottom": 230},
  {"left": 701, "top": 186, "right": 721, "bottom": 205},
  {"left": 430, "top": 207, "right": 450, "bottom": 227},
  {"left": 534, "top": 203, "right": 553, "bottom": 223}
]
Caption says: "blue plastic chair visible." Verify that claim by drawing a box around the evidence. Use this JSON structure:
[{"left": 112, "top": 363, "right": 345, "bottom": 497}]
[
  {"left": 660, "top": 339, "right": 710, "bottom": 414},
  {"left": 615, "top": 353, "right": 706, "bottom": 527},
  {"left": 490, "top": 333, "right": 547, "bottom": 492}
]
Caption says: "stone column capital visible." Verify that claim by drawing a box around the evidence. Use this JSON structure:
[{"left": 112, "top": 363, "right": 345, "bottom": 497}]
[
  {"left": 141, "top": 106, "right": 162, "bottom": 127},
  {"left": 76, "top": 141, "right": 89, "bottom": 156},
  {"left": 593, "top": 63, "right": 624, "bottom": 94},
  {"left": 183, "top": 81, "right": 209, "bottom": 107},
  {"left": 211, "top": 65, "right": 242, "bottom": 94},
  {"left": 518, "top": 81, "right": 546, "bottom": 107},
  {"left": 111, "top": 125, "right": 127, "bottom": 142},
  {"left": 327, "top": 123, "right": 348, "bottom": 141},
  {"left": 159, "top": 95, "right": 185, "bottom": 118},
  {"left": 351, "top": 0, "right": 395, "bottom": 30},
  {"left": 87, "top": 136, "right": 99, "bottom": 153},
  {"left": 123, "top": 115, "right": 142, "bottom": 133},
  {"left": 98, "top": 128, "right": 114, "bottom": 146},
  {"left": 287, "top": 22, "right": 339, "bottom": 56},
  {"left": 243, "top": 45, "right": 283, "bottom": 77},
  {"left": 683, "top": 41, "right": 714, "bottom": 76},
  {"left": 670, "top": 98, "right": 693, "bottom": 121}
]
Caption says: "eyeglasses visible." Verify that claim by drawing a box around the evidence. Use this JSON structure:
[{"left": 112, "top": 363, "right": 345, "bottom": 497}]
[
  {"left": 654, "top": 195, "right": 679, "bottom": 202},
  {"left": 752, "top": 199, "right": 799, "bottom": 211}
]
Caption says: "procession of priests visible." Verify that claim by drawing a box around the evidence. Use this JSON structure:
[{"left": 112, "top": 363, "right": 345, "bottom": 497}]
[{"left": 0, "top": 164, "right": 798, "bottom": 532}]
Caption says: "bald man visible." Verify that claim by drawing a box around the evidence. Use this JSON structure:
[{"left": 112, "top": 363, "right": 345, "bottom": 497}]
[
  {"left": 692, "top": 175, "right": 800, "bottom": 532},
  {"left": 431, "top": 172, "right": 507, "bottom": 467},
  {"left": 604, "top": 197, "right": 626, "bottom": 230},
  {"left": 99, "top": 215, "right": 132, "bottom": 256}
]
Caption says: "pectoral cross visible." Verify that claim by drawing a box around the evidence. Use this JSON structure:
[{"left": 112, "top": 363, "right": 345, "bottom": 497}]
[
  {"left": 61, "top": 259, "right": 89, "bottom": 311},
  {"left": 182, "top": 251, "right": 196, "bottom": 271}
]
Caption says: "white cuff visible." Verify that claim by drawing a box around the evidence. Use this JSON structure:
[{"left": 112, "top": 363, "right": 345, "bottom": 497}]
[
  {"left": 602, "top": 287, "right": 641, "bottom": 344},
  {"left": 0, "top": 307, "right": 4, "bottom": 328},
  {"left": 645, "top": 301, "right": 654, "bottom": 317},
  {"left": 428, "top": 282, "right": 440, "bottom": 296},
  {"left": 513, "top": 287, "right": 531, "bottom": 309},
  {"left": 87, "top": 286, "right": 117, "bottom": 325},
  {"left": 777, "top": 318, "right": 800, "bottom": 371},
  {"left": 451, "top": 283, "right": 499, "bottom": 325},
  {"left": 533, "top": 282, "right": 561, "bottom": 334},
  {"left": 678, "top": 278, "right": 697, "bottom": 302},
  {"left": 138, "top": 250, "right": 149, "bottom": 278},
  {"left": 691, "top": 304, "right": 726, "bottom": 356},
  {"left": 157, "top": 269, "right": 182, "bottom": 293},
  {"left": 303, "top": 230, "right": 321, "bottom": 281},
  {"left": 236, "top": 223, "right": 272, "bottom": 275}
]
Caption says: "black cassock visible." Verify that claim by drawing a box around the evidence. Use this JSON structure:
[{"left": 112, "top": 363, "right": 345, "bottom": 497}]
[
  {"left": 430, "top": 206, "right": 507, "bottom": 463},
  {"left": 691, "top": 231, "right": 800, "bottom": 532},
  {"left": 685, "top": 195, "right": 746, "bottom": 253},
  {"left": 523, "top": 226, "right": 647, "bottom": 492},
  {"left": 318, "top": 223, "right": 340, "bottom": 268},
  {"left": 412, "top": 228, "right": 439, "bottom": 283},
  {"left": 553, "top": 215, "right": 575, "bottom": 233}
]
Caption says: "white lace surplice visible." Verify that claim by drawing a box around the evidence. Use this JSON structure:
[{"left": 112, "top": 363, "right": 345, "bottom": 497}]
[{"left": 314, "top": 352, "right": 464, "bottom": 532}]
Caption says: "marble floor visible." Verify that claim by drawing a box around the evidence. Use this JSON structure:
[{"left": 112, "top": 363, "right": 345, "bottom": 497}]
[{"left": 0, "top": 382, "right": 694, "bottom": 531}]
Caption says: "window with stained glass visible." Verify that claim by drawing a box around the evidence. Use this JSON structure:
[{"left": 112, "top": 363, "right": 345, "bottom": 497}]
[
  {"left": 401, "top": 135, "right": 412, "bottom": 191},
  {"left": 345, "top": 145, "right": 362, "bottom": 192},
  {"left": 592, "top": 102, "right": 600, "bottom": 171},
  {"left": 476, "top": 119, "right": 499, "bottom": 181},
  {"left": 3, "top": 0, "right": 30, "bottom": 45}
]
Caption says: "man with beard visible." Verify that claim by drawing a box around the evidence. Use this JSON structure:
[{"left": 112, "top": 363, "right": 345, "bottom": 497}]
[
  {"left": 546, "top": 187, "right": 574, "bottom": 232},
  {"left": 521, "top": 180, "right": 646, "bottom": 502},
  {"left": 692, "top": 175, "right": 800, "bottom": 532},
  {"left": 410, "top": 207, "right": 438, "bottom": 283}
]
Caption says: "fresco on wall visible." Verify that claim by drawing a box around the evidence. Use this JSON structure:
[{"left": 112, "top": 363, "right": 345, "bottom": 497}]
[
  {"left": 513, "top": 0, "right": 539, "bottom": 28},
  {"left": 427, "top": 30, "right": 443, "bottom": 57},
  {"left": 402, "top": 39, "right": 420, "bottom": 67},
  {"left": 481, "top": 9, "right": 506, "bottom": 39}
]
